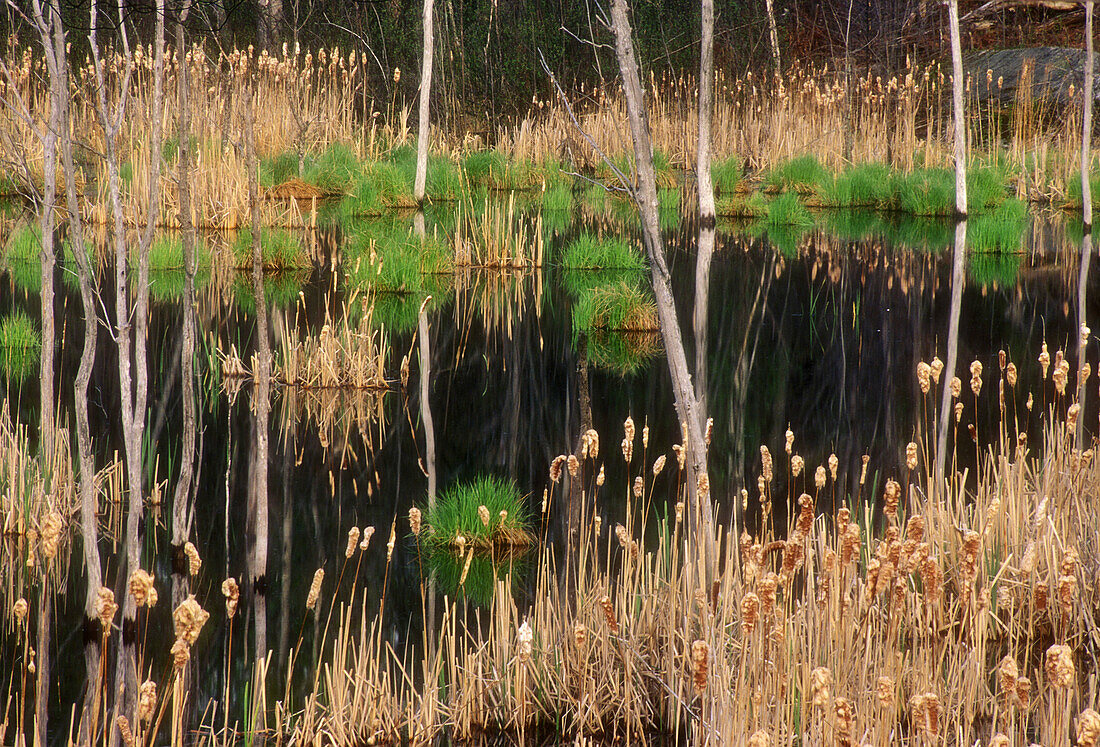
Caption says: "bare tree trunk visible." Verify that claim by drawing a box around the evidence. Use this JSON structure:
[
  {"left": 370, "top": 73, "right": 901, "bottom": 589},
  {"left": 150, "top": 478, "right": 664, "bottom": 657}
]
[
  {"left": 173, "top": 0, "right": 197, "bottom": 610},
  {"left": 414, "top": 0, "right": 434, "bottom": 203},
  {"left": 936, "top": 221, "right": 966, "bottom": 487},
  {"left": 1084, "top": 1, "right": 1094, "bottom": 231},
  {"left": 257, "top": 0, "right": 284, "bottom": 50},
  {"left": 764, "top": 0, "right": 781, "bottom": 73},
  {"left": 243, "top": 66, "right": 272, "bottom": 661},
  {"left": 947, "top": 0, "right": 967, "bottom": 216},
  {"left": 609, "top": 0, "right": 713, "bottom": 547},
  {"left": 694, "top": 0, "right": 715, "bottom": 414},
  {"left": 49, "top": 5, "right": 104, "bottom": 734}
]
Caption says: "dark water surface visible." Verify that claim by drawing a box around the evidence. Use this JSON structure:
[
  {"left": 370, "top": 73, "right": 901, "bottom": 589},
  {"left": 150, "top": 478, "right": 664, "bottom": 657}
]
[{"left": 0, "top": 198, "right": 1095, "bottom": 738}]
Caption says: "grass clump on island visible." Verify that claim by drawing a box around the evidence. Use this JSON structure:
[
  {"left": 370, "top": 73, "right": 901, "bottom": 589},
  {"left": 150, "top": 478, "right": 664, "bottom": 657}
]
[
  {"left": 415, "top": 476, "right": 534, "bottom": 557},
  {"left": 231, "top": 228, "right": 309, "bottom": 270},
  {"left": 0, "top": 311, "right": 40, "bottom": 381}
]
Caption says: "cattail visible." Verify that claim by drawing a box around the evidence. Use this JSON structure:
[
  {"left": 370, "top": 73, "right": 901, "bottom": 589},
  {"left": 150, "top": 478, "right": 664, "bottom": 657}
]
[
  {"left": 615, "top": 524, "right": 628, "bottom": 548},
  {"left": 117, "top": 716, "right": 136, "bottom": 747},
  {"left": 989, "top": 735, "right": 1009, "bottom": 747},
  {"left": 459, "top": 546, "right": 474, "bottom": 585},
  {"left": 128, "top": 569, "right": 155, "bottom": 608},
  {"left": 633, "top": 476, "right": 644, "bottom": 498},
  {"left": 859, "top": 454, "right": 869, "bottom": 485},
  {"left": 930, "top": 356, "right": 944, "bottom": 383},
  {"left": 917, "top": 361, "right": 932, "bottom": 393},
  {"left": 306, "top": 569, "right": 324, "bottom": 610},
  {"left": 998, "top": 656, "right": 1018, "bottom": 704},
  {"left": 567, "top": 454, "right": 579, "bottom": 478},
  {"left": 833, "top": 697, "right": 854, "bottom": 744},
  {"left": 184, "top": 541, "right": 202, "bottom": 577},
  {"left": 920, "top": 554, "right": 943, "bottom": 605},
  {"left": 747, "top": 731, "right": 769, "bottom": 747},
  {"left": 790, "top": 454, "right": 804, "bottom": 477},
  {"left": 1034, "top": 580, "right": 1049, "bottom": 611},
  {"left": 1055, "top": 360, "right": 1070, "bottom": 395},
  {"left": 675, "top": 501, "right": 684, "bottom": 524},
  {"left": 360, "top": 526, "right": 375, "bottom": 550},
  {"left": 1015, "top": 676, "right": 1031, "bottom": 707},
  {"left": 954, "top": 401, "right": 964, "bottom": 422},
  {"left": 621, "top": 437, "right": 634, "bottom": 463},
  {"left": 386, "top": 522, "right": 396, "bottom": 562},
  {"left": 346, "top": 527, "right": 361, "bottom": 557},
  {"left": 1045, "top": 644, "right": 1075, "bottom": 688},
  {"left": 12, "top": 597, "right": 27, "bottom": 624},
  {"left": 905, "top": 514, "right": 924, "bottom": 543},
  {"left": 761, "top": 446, "right": 774, "bottom": 482},
  {"left": 841, "top": 522, "right": 861, "bottom": 566},
  {"left": 516, "top": 620, "right": 533, "bottom": 663},
  {"left": 958, "top": 530, "right": 981, "bottom": 587},
  {"left": 828, "top": 453, "right": 838, "bottom": 481},
  {"left": 587, "top": 429, "right": 600, "bottom": 459},
  {"left": 971, "top": 372, "right": 982, "bottom": 398},
  {"left": 653, "top": 455, "right": 667, "bottom": 477},
  {"left": 1068, "top": 403, "right": 1081, "bottom": 430},
  {"left": 795, "top": 493, "right": 813, "bottom": 535},
  {"left": 814, "top": 466, "right": 826, "bottom": 490},
  {"left": 950, "top": 376, "right": 962, "bottom": 399},
  {"left": 572, "top": 622, "right": 587, "bottom": 649},
  {"left": 171, "top": 638, "right": 190, "bottom": 670},
  {"left": 40, "top": 510, "right": 62, "bottom": 560},
  {"left": 1040, "top": 343, "right": 1050, "bottom": 378},
  {"left": 740, "top": 591, "right": 760, "bottom": 636},
  {"left": 642, "top": 425, "right": 649, "bottom": 449},
  {"left": 173, "top": 595, "right": 209, "bottom": 645},
  {"left": 96, "top": 588, "right": 118, "bottom": 635},
  {"left": 596, "top": 465, "right": 607, "bottom": 487},
  {"left": 704, "top": 418, "right": 713, "bottom": 445},
  {"left": 785, "top": 428, "right": 794, "bottom": 454},
  {"left": 758, "top": 573, "right": 779, "bottom": 618},
  {"left": 884, "top": 479, "right": 900, "bottom": 517},
  {"left": 1006, "top": 362, "right": 1018, "bottom": 387},
  {"left": 690, "top": 639, "right": 709, "bottom": 694},
  {"left": 906, "top": 442, "right": 919, "bottom": 471},
  {"left": 222, "top": 577, "right": 240, "bottom": 618},
  {"left": 909, "top": 693, "right": 940, "bottom": 737},
  {"left": 876, "top": 675, "right": 895, "bottom": 710},
  {"left": 810, "top": 666, "right": 832, "bottom": 708},
  {"left": 1078, "top": 709, "right": 1100, "bottom": 747},
  {"left": 549, "top": 455, "right": 566, "bottom": 483},
  {"left": 138, "top": 680, "right": 157, "bottom": 723},
  {"left": 1058, "top": 573, "right": 1077, "bottom": 620},
  {"left": 624, "top": 416, "right": 635, "bottom": 445},
  {"left": 405, "top": 508, "right": 421, "bottom": 538},
  {"left": 1082, "top": 363, "right": 1092, "bottom": 387},
  {"left": 697, "top": 473, "right": 710, "bottom": 500},
  {"left": 600, "top": 594, "right": 619, "bottom": 634},
  {"left": 477, "top": 505, "right": 490, "bottom": 527}
]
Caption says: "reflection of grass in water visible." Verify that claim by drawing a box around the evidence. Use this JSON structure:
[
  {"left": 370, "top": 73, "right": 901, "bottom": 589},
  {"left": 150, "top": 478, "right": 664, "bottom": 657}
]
[
  {"left": 581, "top": 184, "right": 608, "bottom": 212},
  {"left": 881, "top": 216, "right": 953, "bottom": 252},
  {"left": 585, "top": 329, "right": 661, "bottom": 376},
  {"left": 146, "top": 235, "right": 212, "bottom": 271},
  {"left": 232, "top": 270, "right": 309, "bottom": 313},
  {"left": 761, "top": 223, "right": 807, "bottom": 258},
  {"left": 541, "top": 183, "right": 573, "bottom": 212},
  {"left": 145, "top": 268, "right": 212, "bottom": 304},
  {"left": 423, "top": 551, "right": 529, "bottom": 607},
  {"left": 765, "top": 193, "right": 815, "bottom": 228},
  {"left": 968, "top": 251, "right": 1023, "bottom": 287},
  {"left": 658, "top": 187, "right": 680, "bottom": 230},
  {"left": 573, "top": 281, "right": 657, "bottom": 333},
  {"left": 562, "top": 267, "right": 646, "bottom": 301},
  {"left": 968, "top": 199, "right": 1028, "bottom": 252},
  {"left": 5, "top": 261, "right": 40, "bottom": 294},
  {"left": 541, "top": 207, "right": 571, "bottom": 237},
  {"left": 5, "top": 225, "right": 41, "bottom": 293},
  {"left": 0, "top": 311, "right": 40, "bottom": 381},
  {"left": 818, "top": 209, "right": 884, "bottom": 240}
]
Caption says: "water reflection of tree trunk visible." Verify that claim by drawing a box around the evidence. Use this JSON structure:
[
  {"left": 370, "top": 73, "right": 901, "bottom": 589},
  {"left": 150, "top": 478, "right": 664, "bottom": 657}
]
[
  {"left": 564, "top": 339, "right": 591, "bottom": 595},
  {"left": 417, "top": 299, "right": 437, "bottom": 645},
  {"left": 1078, "top": 235, "right": 1092, "bottom": 445},
  {"left": 936, "top": 222, "right": 967, "bottom": 486},
  {"left": 172, "top": 0, "right": 197, "bottom": 610},
  {"left": 244, "top": 73, "right": 272, "bottom": 661}
]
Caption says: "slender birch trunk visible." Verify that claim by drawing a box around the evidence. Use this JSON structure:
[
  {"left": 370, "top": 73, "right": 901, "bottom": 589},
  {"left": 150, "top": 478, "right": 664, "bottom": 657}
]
[
  {"left": 243, "top": 65, "right": 272, "bottom": 661},
  {"left": 609, "top": 0, "right": 713, "bottom": 547},
  {"left": 172, "top": 0, "right": 197, "bottom": 611},
  {"left": 764, "top": 0, "right": 781, "bottom": 73},
  {"left": 947, "top": 0, "right": 967, "bottom": 216},
  {"left": 694, "top": 0, "right": 715, "bottom": 414},
  {"left": 414, "top": 0, "right": 434, "bottom": 203},
  {"left": 1084, "top": 1, "right": 1094, "bottom": 231}
]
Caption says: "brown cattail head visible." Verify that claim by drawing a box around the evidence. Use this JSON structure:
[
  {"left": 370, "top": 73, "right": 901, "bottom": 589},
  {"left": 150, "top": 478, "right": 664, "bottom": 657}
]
[
  {"left": 633, "top": 476, "right": 644, "bottom": 498},
  {"left": 477, "top": 505, "right": 490, "bottom": 527},
  {"left": 409, "top": 508, "right": 423, "bottom": 536},
  {"left": 810, "top": 666, "right": 832, "bottom": 708},
  {"left": 691, "top": 639, "right": 709, "bottom": 695},
  {"left": 1046, "top": 644, "right": 1075, "bottom": 688},
  {"left": 182, "top": 542, "right": 202, "bottom": 577},
  {"left": 905, "top": 514, "right": 924, "bottom": 543},
  {"left": 791, "top": 454, "right": 804, "bottom": 477},
  {"left": 761, "top": 446, "right": 774, "bottom": 483},
  {"left": 600, "top": 594, "right": 619, "bottom": 635},
  {"left": 96, "top": 588, "right": 118, "bottom": 635},
  {"left": 12, "top": 597, "right": 27, "bottom": 624},
  {"left": 705, "top": 418, "right": 714, "bottom": 445},
  {"left": 1006, "top": 361, "right": 1018, "bottom": 387},
  {"left": 128, "top": 569, "right": 156, "bottom": 608},
  {"left": 596, "top": 465, "right": 605, "bottom": 486},
  {"left": 117, "top": 716, "right": 136, "bottom": 747},
  {"left": 360, "top": 526, "right": 375, "bottom": 551},
  {"left": 584, "top": 428, "right": 600, "bottom": 459},
  {"left": 567, "top": 454, "right": 580, "bottom": 478},
  {"left": 40, "top": 511, "right": 63, "bottom": 560},
  {"left": 909, "top": 692, "right": 940, "bottom": 737},
  {"left": 796, "top": 493, "right": 814, "bottom": 535},
  {"left": 815, "top": 465, "right": 826, "bottom": 490},
  {"left": 876, "top": 676, "right": 895, "bottom": 710},
  {"left": 930, "top": 356, "right": 944, "bottom": 383},
  {"left": 306, "top": 569, "right": 324, "bottom": 610},
  {"left": 859, "top": 455, "right": 869, "bottom": 485},
  {"left": 1078, "top": 709, "right": 1100, "bottom": 747},
  {"left": 917, "top": 361, "right": 932, "bottom": 393},
  {"left": 828, "top": 453, "right": 839, "bottom": 480},
  {"left": 138, "top": 680, "right": 157, "bottom": 723},
  {"left": 624, "top": 416, "right": 635, "bottom": 445},
  {"left": 346, "top": 526, "right": 361, "bottom": 557},
  {"left": 884, "top": 479, "right": 901, "bottom": 517},
  {"left": 386, "top": 522, "right": 396, "bottom": 562},
  {"left": 785, "top": 427, "right": 794, "bottom": 455},
  {"left": 740, "top": 591, "right": 760, "bottom": 636},
  {"left": 747, "top": 731, "right": 769, "bottom": 747},
  {"left": 998, "top": 656, "right": 1019, "bottom": 704},
  {"left": 1015, "top": 676, "right": 1031, "bottom": 707},
  {"left": 573, "top": 622, "right": 587, "bottom": 649},
  {"left": 222, "top": 577, "right": 240, "bottom": 618},
  {"left": 170, "top": 638, "right": 190, "bottom": 670},
  {"left": 958, "top": 530, "right": 981, "bottom": 587},
  {"left": 906, "top": 442, "right": 918, "bottom": 472},
  {"left": 621, "top": 437, "right": 634, "bottom": 463},
  {"left": 1040, "top": 343, "right": 1051, "bottom": 378},
  {"left": 1034, "top": 581, "right": 1049, "bottom": 612},
  {"left": 173, "top": 595, "right": 210, "bottom": 646},
  {"left": 549, "top": 455, "right": 566, "bottom": 483},
  {"left": 950, "top": 376, "right": 962, "bottom": 399},
  {"left": 516, "top": 620, "right": 533, "bottom": 663},
  {"left": 653, "top": 454, "right": 667, "bottom": 476}
]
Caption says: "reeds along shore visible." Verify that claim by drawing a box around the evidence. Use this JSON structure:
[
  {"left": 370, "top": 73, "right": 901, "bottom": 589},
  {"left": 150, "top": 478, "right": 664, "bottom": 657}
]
[
  {"left": 0, "top": 42, "right": 1094, "bottom": 228},
  {"left": 284, "top": 345, "right": 1100, "bottom": 745}
]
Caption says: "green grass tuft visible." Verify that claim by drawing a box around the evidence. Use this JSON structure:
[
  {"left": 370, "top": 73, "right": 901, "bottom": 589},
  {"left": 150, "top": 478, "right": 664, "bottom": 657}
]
[
  {"left": 541, "top": 183, "right": 574, "bottom": 212},
  {"left": 765, "top": 192, "right": 815, "bottom": 227},
  {"left": 0, "top": 310, "right": 41, "bottom": 381},
  {"left": 260, "top": 150, "right": 302, "bottom": 189},
  {"left": 712, "top": 156, "right": 742, "bottom": 195},
  {"left": 765, "top": 154, "right": 829, "bottom": 194},
  {"left": 302, "top": 143, "right": 363, "bottom": 194}
]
